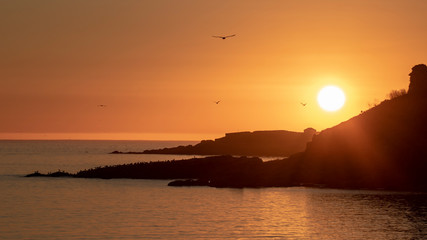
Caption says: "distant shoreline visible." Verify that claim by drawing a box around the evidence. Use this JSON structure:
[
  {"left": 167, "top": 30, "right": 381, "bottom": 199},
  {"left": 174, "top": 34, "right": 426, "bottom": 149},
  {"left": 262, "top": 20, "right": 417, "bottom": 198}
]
[{"left": 109, "top": 130, "right": 317, "bottom": 157}]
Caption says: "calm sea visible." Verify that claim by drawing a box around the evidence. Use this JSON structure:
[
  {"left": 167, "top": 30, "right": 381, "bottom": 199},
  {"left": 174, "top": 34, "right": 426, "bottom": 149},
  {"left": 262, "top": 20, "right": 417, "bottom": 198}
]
[{"left": 0, "top": 140, "right": 426, "bottom": 239}]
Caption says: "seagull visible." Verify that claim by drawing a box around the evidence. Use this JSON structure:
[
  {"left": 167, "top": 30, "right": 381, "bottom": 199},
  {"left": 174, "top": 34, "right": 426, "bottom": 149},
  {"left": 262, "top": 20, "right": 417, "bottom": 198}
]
[
  {"left": 214, "top": 101, "right": 221, "bottom": 104},
  {"left": 212, "top": 34, "right": 236, "bottom": 40},
  {"left": 300, "top": 102, "right": 307, "bottom": 107},
  {"left": 97, "top": 105, "right": 107, "bottom": 107}
]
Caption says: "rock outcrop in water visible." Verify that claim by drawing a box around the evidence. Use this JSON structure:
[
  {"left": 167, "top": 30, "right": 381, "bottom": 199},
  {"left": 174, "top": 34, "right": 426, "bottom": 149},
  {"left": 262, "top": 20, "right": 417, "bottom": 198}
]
[
  {"left": 111, "top": 129, "right": 316, "bottom": 157},
  {"left": 26, "top": 170, "right": 74, "bottom": 177},
  {"left": 27, "top": 155, "right": 300, "bottom": 188}
]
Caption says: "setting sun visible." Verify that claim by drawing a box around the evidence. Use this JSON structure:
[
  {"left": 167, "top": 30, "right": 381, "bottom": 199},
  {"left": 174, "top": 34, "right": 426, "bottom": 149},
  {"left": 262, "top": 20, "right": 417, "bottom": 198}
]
[{"left": 317, "top": 86, "right": 346, "bottom": 112}]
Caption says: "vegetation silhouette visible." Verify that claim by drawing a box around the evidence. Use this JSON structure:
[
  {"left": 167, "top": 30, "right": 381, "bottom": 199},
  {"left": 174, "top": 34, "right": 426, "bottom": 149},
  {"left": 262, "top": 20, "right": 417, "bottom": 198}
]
[{"left": 27, "top": 64, "right": 427, "bottom": 191}]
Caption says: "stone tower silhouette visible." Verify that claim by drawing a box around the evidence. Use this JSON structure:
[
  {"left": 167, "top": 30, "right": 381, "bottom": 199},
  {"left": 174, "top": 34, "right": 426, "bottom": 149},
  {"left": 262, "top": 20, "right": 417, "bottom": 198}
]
[{"left": 408, "top": 64, "right": 427, "bottom": 95}]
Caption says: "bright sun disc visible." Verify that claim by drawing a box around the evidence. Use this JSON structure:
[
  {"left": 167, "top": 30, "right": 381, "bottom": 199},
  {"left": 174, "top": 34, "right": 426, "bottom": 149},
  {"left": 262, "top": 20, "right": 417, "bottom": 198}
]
[{"left": 317, "top": 86, "right": 346, "bottom": 111}]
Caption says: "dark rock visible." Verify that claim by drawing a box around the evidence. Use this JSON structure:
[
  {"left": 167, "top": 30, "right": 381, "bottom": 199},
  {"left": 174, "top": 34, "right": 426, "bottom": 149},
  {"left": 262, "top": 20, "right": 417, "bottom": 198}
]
[
  {"left": 140, "top": 129, "right": 316, "bottom": 157},
  {"left": 48, "top": 171, "right": 74, "bottom": 177},
  {"left": 25, "top": 171, "right": 44, "bottom": 177},
  {"left": 26, "top": 170, "right": 74, "bottom": 178},
  {"left": 110, "top": 151, "right": 123, "bottom": 154},
  {"left": 168, "top": 179, "right": 210, "bottom": 187}
]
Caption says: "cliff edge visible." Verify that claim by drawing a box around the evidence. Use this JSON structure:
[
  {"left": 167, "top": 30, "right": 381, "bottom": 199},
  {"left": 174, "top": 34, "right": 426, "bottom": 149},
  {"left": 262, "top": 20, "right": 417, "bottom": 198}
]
[{"left": 295, "top": 64, "right": 427, "bottom": 190}]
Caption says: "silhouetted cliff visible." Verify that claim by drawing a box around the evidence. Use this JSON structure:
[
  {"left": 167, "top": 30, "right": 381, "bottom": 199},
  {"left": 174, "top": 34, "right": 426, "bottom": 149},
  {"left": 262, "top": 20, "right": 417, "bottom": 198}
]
[
  {"left": 119, "top": 129, "right": 316, "bottom": 157},
  {"left": 295, "top": 64, "right": 427, "bottom": 190}
]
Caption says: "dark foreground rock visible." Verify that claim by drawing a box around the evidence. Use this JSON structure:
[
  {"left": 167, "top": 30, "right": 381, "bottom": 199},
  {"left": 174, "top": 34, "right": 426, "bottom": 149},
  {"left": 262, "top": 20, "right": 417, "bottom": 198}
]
[
  {"left": 26, "top": 155, "right": 302, "bottom": 188},
  {"left": 167, "top": 179, "right": 210, "bottom": 187}
]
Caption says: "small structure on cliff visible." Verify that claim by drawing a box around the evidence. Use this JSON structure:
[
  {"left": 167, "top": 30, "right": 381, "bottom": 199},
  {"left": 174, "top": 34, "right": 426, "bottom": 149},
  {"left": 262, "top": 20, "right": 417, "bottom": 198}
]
[{"left": 408, "top": 64, "right": 427, "bottom": 96}]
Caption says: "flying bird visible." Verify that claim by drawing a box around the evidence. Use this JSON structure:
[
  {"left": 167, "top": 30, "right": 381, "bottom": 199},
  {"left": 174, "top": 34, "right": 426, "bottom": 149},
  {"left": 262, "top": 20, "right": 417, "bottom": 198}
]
[
  {"left": 300, "top": 102, "right": 307, "bottom": 107},
  {"left": 97, "top": 105, "right": 107, "bottom": 107},
  {"left": 214, "top": 101, "right": 221, "bottom": 104},
  {"left": 212, "top": 34, "right": 236, "bottom": 40}
]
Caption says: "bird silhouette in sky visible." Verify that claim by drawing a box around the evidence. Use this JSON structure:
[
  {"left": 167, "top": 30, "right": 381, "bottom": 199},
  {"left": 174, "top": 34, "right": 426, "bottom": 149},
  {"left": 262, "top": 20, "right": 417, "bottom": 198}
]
[
  {"left": 214, "top": 101, "right": 221, "bottom": 104},
  {"left": 212, "top": 34, "right": 236, "bottom": 40},
  {"left": 300, "top": 102, "right": 307, "bottom": 107},
  {"left": 97, "top": 105, "right": 107, "bottom": 107}
]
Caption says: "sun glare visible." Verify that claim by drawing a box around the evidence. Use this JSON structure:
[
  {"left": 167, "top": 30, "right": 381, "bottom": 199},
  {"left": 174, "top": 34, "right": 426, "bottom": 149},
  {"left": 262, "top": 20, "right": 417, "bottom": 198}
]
[{"left": 317, "top": 86, "right": 346, "bottom": 112}]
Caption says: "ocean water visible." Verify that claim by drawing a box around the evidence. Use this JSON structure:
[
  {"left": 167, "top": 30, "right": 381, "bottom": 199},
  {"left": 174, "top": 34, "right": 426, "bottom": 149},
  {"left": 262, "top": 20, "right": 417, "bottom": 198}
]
[{"left": 0, "top": 140, "right": 426, "bottom": 239}]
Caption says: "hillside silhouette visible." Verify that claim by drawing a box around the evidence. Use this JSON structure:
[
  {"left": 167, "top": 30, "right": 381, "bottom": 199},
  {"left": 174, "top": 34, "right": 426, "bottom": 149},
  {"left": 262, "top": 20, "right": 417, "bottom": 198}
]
[
  {"left": 296, "top": 64, "right": 427, "bottom": 190},
  {"left": 112, "top": 129, "right": 316, "bottom": 157},
  {"left": 27, "top": 64, "right": 427, "bottom": 191}
]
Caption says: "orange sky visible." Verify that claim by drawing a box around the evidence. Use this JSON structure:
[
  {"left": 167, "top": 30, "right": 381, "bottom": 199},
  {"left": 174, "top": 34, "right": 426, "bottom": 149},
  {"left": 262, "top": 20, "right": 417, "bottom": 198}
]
[{"left": 1, "top": 0, "right": 426, "bottom": 140}]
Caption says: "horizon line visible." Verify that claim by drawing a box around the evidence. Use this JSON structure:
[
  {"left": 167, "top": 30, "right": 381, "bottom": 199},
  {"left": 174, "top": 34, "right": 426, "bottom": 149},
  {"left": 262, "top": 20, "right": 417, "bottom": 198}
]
[
  {"left": 0, "top": 129, "right": 312, "bottom": 141},
  {"left": 0, "top": 132, "right": 216, "bottom": 141}
]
